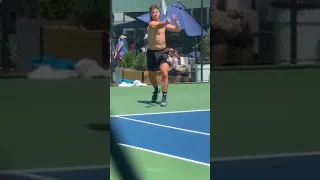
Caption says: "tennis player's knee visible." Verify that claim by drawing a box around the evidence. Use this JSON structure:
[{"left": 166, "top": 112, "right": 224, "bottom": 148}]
[
  {"left": 148, "top": 71, "right": 157, "bottom": 78},
  {"left": 161, "top": 71, "right": 168, "bottom": 79}
]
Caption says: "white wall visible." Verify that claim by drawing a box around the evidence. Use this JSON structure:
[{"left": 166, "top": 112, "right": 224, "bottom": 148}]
[{"left": 113, "top": 13, "right": 135, "bottom": 25}]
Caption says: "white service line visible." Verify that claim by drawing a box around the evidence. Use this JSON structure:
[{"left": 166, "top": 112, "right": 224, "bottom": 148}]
[
  {"left": 9, "top": 173, "right": 60, "bottom": 180},
  {"left": 110, "top": 109, "right": 210, "bottom": 117},
  {"left": 120, "top": 143, "right": 210, "bottom": 167},
  {"left": 114, "top": 116, "right": 210, "bottom": 136}
]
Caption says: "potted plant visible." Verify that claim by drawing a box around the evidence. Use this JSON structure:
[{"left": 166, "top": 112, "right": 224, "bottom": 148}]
[
  {"left": 122, "top": 52, "right": 148, "bottom": 83},
  {"left": 132, "top": 53, "right": 147, "bottom": 71},
  {"left": 118, "top": 52, "right": 162, "bottom": 84},
  {"left": 113, "top": 51, "right": 134, "bottom": 84},
  {"left": 195, "top": 28, "right": 210, "bottom": 82},
  {"left": 134, "top": 53, "right": 154, "bottom": 83},
  {"left": 120, "top": 51, "right": 135, "bottom": 68}
]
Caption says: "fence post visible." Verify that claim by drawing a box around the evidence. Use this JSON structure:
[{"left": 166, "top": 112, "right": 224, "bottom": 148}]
[
  {"left": 102, "top": 31, "right": 109, "bottom": 69},
  {"left": 200, "top": 0, "right": 204, "bottom": 82},
  {"left": 39, "top": 26, "right": 43, "bottom": 60},
  {"left": 290, "top": 0, "right": 297, "bottom": 64},
  {"left": 0, "top": 0, "right": 9, "bottom": 69}
]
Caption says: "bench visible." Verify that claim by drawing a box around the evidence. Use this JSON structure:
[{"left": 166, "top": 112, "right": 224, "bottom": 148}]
[
  {"left": 150, "top": 56, "right": 196, "bottom": 84},
  {"left": 171, "top": 56, "right": 196, "bottom": 82}
]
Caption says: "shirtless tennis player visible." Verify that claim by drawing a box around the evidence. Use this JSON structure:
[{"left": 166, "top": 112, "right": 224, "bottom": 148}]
[{"left": 147, "top": 4, "right": 181, "bottom": 106}]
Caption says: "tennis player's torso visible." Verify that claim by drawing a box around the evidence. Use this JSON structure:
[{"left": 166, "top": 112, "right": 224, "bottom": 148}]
[{"left": 148, "top": 25, "right": 166, "bottom": 50}]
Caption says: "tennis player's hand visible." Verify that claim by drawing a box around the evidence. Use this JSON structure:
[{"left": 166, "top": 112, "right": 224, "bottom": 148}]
[
  {"left": 165, "top": 18, "right": 171, "bottom": 24},
  {"left": 173, "top": 14, "right": 178, "bottom": 22}
]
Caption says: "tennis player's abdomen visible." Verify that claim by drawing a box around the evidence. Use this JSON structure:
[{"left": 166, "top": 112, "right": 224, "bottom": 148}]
[{"left": 148, "top": 28, "right": 166, "bottom": 50}]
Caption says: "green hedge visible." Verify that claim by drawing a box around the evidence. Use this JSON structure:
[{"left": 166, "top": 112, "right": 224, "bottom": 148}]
[{"left": 37, "top": 0, "right": 109, "bottom": 30}]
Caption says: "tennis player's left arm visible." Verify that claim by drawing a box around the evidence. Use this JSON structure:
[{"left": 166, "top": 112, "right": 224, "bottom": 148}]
[
  {"left": 166, "top": 24, "right": 181, "bottom": 32},
  {"left": 166, "top": 14, "right": 181, "bottom": 32}
]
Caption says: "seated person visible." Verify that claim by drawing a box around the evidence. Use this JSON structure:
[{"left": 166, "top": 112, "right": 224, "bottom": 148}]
[
  {"left": 210, "top": 0, "right": 254, "bottom": 66},
  {"left": 168, "top": 48, "right": 189, "bottom": 83}
]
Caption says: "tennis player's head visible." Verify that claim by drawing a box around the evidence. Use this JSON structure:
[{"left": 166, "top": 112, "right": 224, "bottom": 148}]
[{"left": 149, "top": 4, "right": 160, "bottom": 22}]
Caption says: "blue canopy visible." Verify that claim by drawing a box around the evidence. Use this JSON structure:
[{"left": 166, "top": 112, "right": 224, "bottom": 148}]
[{"left": 137, "top": 2, "right": 207, "bottom": 37}]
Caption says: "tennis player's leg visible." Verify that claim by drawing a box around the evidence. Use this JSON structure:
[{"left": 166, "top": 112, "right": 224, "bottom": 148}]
[
  {"left": 149, "top": 70, "right": 159, "bottom": 102},
  {"left": 159, "top": 61, "right": 170, "bottom": 106},
  {"left": 146, "top": 50, "right": 160, "bottom": 103}
]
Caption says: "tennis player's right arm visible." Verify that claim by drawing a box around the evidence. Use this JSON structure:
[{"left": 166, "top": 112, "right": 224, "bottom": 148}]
[{"left": 149, "top": 21, "right": 168, "bottom": 29}]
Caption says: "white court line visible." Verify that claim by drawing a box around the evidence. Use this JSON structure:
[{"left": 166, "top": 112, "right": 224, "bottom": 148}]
[
  {"left": 120, "top": 143, "right": 210, "bottom": 167},
  {"left": 211, "top": 151, "right": 320, "bottom": 162},
  {"left": 114, "top": 116, "right": 210, "bottom": 136},
  {"left": 110, "top": 109, "right": 210, "bottom": 117},
  {"left": 2, "top": 152, "right": 319, "bottom": 175},
  {"left": 10, "top": 173, "right": 60, "bottom": 180},
  {"left": 0, "top": 165, "right": 109, "bottom": 174},
  {"left": 0, "top": 110, "right": 209, "bottom": 175}
]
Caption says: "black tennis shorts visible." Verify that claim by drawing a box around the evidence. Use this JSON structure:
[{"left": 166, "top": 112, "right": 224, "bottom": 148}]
[{"left": 146, "top": 48, "right": 170, "bottom": 71}]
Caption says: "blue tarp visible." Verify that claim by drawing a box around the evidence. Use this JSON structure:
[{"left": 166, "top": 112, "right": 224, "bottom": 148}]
[{"left": 31, "top": 56, "right": 76, "bottom": 70}]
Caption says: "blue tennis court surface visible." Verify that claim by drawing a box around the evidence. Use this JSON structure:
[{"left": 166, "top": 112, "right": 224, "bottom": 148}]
[
  {"left": 2, "top": 108, "right": 318, "bottom": 179},
  {"left": 211, "top": 153, "right": 320, "bottom": 180},
  {"left": 111, "top": 110, "right": 211, "bottom": 164}
]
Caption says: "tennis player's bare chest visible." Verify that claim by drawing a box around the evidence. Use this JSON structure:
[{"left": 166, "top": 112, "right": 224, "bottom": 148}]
[{"left": 148, "top": 27, "right": 165, "bottom": 35}]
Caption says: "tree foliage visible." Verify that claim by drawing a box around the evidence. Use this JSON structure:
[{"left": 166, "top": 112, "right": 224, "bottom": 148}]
[{"left": 203, "top": 28, "right": 210, "bottom": 63}]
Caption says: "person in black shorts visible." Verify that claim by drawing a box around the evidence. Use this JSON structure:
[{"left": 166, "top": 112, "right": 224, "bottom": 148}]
[
  {"left": 147, "top": 48, "right": 170, "bottom": 71},
  {"left": 147, "top": 5, "right": 181, "bottom": 106}
]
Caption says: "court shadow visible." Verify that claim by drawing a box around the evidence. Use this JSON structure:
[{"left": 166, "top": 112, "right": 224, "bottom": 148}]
[
  {"left": 85, "top": 123, "right": 110, "bottom": 132},
  {"left": 137, "top": 100, "right": 160, "bottom": 108},
  {"left": 0, "top": 148, "right": 12, "bottom": 171}
]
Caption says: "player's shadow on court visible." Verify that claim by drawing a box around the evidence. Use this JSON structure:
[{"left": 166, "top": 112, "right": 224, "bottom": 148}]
[
  {"left": 85, "top": 123, "right": 110, "bottom": 132},
  {"left": 137, "top": 100, "right": 160, "bottom": 108}
]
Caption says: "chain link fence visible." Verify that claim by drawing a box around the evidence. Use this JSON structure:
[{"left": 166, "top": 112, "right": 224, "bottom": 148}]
[
  {"left": 111, "top": 0, "right": 210, "bottom": 84},
  {"left": 271, "top": 0, "right": 320, "bottom": 65}
]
